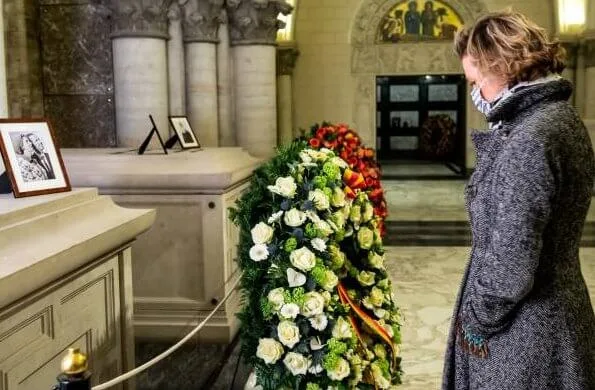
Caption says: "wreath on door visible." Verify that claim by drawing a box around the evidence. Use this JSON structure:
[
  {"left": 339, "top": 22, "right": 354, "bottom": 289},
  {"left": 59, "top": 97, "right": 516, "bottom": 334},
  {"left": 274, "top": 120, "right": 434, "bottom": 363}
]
[{"left": 420, "top": 114, "right": 456, "bottom": 159}]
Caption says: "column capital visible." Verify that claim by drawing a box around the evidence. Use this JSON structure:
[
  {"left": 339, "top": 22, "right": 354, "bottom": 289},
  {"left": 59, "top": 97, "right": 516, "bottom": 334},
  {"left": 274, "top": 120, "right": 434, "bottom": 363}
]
[
  {"left": 226, "top": 0, "right": 293, "bottom": 46},
  {"left": 181, "top": 0, "right": 226, "bottom": 43},
  {"left": 110, "top": 0, "right": 170, "bottom": 39},
  {"left": 277, "top": 44, "right": 299, "bottom": 75}
]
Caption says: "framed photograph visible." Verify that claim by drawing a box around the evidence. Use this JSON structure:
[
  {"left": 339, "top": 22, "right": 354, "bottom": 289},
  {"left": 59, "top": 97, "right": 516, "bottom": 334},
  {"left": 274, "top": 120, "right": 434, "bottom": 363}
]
[
  {"left": 0, "top": 119, "right": 71, "bottom": 198},
  {"left": 168, "top": 116, "right": 200, "bottom": 149}
]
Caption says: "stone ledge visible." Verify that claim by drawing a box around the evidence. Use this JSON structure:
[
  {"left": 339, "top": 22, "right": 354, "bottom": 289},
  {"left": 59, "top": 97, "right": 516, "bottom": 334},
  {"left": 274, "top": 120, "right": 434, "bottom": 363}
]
[{"left": 0, "top": 188, "right": 155, "bottom": 307}]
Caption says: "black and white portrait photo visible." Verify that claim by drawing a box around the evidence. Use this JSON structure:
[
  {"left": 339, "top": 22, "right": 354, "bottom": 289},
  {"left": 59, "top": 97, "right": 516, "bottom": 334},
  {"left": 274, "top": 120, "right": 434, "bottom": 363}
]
[
  {"left": 169, "top": 116, "right": 200, "bottom": 149},
  {"left": 0, "top": 120, "right": 70, "bottom": 197}
]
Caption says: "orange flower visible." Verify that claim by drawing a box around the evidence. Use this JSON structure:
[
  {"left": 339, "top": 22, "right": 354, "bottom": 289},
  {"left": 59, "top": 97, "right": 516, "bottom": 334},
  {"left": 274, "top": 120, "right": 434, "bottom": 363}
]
[
  {"left": 344, "top": 186, "right": 357, "bottom": 199},
  {"left": 344, "top": 168, "right": 366, "bottom": 189},
  {"left": 309, "top": 138, "right": 321, "bottom": 148}
]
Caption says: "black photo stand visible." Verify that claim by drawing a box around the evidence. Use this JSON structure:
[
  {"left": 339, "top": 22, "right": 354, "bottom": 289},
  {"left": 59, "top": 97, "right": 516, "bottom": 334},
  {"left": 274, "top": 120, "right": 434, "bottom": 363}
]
[
  {"left": 164, "top": 132, "right": 181, "bottom": 149},
  {"left": 138, "top": 115, "right": 168, "bottom": 155},
  {"left": 0, "top": 171, "right": 12, "bottom": 194}
]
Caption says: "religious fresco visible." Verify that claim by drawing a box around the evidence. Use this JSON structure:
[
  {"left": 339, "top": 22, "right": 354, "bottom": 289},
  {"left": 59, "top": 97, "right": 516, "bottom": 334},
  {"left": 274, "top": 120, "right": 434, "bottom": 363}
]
[{"left": 378, "top": 0, "right": 464, "bottom": 42}]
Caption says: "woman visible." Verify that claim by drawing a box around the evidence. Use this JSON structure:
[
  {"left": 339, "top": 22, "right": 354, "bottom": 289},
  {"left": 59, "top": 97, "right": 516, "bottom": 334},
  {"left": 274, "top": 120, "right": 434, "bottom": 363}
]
[
  {"left": 443, "top": 10, "right": 595, "bottom": 390},
  {"left": 15, "top": 134, "right": 48, "bottom": 182}
]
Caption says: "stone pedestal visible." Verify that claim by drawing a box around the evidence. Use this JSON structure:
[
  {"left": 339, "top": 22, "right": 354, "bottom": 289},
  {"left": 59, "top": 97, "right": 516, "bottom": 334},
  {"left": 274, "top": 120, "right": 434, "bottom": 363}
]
[
  {"left": 62, "top": 148, "right": 263, "bottom": 342},
  {"left": 218, "top": 12, "right": 235, "bottom": 146},
  {"left": 227, "top": 0, "right": 293, "bottom": 158},
  {"left": 0, "top": 188, "right": 155, "bottom": 390},
  {"left": 110, "top": 1, "right": 170, "bottom": 148},
  {"left": 276, "top": 45, "right": 299, "bottom": 146},
  {"left": 167, "top": 3, "right": 186, "bottom": 118},
  {"left": 182, "top": 1, "right": 224, "bottom": 148}
]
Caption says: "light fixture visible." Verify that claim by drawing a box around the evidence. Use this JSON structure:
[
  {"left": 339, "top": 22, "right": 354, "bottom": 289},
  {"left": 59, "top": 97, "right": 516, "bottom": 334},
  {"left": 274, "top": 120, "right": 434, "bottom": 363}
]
[
  {"left": 557, "top": 0, "right": 586, "bottom": 35},
  {"left": 277, "top": 0, "right": 297, "bottom": 42}
]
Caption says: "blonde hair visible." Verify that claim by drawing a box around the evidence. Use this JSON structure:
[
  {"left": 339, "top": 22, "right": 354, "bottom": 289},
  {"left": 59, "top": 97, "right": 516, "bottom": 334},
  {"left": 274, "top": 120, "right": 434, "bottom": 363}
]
[{"left": 454, "top": 10, "right": 566, "bottom": 85}]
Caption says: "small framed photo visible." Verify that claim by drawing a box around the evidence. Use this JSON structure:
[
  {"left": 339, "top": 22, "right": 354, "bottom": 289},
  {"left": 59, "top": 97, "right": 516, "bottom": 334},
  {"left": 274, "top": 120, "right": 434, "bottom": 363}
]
[
  {"left": 168, "top": 116, "right": 200, "bottom": 149},
  {"left": 0, "top": 119, "right": 71, "bottom": 198}
]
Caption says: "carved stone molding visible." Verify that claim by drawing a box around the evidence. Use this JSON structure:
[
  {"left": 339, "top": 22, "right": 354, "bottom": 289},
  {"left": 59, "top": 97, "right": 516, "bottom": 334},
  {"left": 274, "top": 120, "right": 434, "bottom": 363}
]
[
  {"left": 277, "top": 45, "right": 299, "bottom": 75},
  {"left": 226, "top": 0, "right": 293, "bottom": 46},
  {"left": 167, "top": 1, "right": 182, "bottom": 21},
  {"left": 181, "top": 0, "right": 225, "bottom": 43},
  {"left": 110, "top": 0, "right": 171, "bottom": 39}
]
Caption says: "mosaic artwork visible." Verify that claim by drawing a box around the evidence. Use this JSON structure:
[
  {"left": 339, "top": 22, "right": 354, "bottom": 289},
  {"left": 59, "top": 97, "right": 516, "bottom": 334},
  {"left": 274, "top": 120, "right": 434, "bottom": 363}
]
[{"left": 378, "top": 0, "right": 464, "bottom": 42}]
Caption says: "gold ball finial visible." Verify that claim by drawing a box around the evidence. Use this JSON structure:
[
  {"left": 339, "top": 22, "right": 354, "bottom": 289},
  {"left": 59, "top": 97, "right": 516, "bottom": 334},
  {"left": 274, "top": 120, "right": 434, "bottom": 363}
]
[{"left": 60, "top": 348, "right": 88, "bottom": 375}]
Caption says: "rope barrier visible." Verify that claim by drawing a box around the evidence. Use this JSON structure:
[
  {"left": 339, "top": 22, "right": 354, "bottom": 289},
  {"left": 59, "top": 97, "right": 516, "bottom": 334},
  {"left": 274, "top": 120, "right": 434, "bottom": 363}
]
[{"left": 91, "top": 272, "right": 242, "bottom": 390}]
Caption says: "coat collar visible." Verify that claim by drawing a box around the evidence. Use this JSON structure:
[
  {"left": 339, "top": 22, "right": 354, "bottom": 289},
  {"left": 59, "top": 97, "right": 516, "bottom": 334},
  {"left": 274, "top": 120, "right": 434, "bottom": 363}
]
[{"left": 486, "top": 78, "right": 573, "bottom": 123}]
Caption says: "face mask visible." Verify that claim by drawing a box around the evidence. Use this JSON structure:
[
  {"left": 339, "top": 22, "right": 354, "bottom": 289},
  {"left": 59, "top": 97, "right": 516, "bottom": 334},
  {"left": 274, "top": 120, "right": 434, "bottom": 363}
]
[{"left": 470, "top": 84, "right": 492, "bottom": 116}]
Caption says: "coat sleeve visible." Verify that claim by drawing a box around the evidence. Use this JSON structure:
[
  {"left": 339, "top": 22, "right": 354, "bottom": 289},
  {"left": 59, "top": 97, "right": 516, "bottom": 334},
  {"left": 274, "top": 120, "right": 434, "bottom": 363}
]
[{"left": 458, "top": 137, "right": 555, "bottom": 357}]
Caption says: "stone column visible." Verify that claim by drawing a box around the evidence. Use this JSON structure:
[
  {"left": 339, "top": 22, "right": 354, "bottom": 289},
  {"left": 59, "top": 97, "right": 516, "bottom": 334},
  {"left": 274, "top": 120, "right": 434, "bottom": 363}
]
[
  {"left": 583, "top": 0, "right": 595, "bottom": 134},
  {"left": 111, "top": 0, "right": 170, "bottom": 147},
  {"left": 217, "top": 10, "right": 234, "bottom": 146},
  {"left": 276, "top": 44, "right": 299, "bottom": 146},
  {"left": 227, "top": 0, "right": 293, "bottom": 158},
  {"left": 167, "top": 2, "right": 186, "bottom": 118},
  {"left": 560, "top": 41, "right": 579, "bottom": 107},
  {"left": 0, "top": 2, "right": 7, "bottom": 118},
  {"left": 182, "top": 0, "right": 224, "bottom": 147}
]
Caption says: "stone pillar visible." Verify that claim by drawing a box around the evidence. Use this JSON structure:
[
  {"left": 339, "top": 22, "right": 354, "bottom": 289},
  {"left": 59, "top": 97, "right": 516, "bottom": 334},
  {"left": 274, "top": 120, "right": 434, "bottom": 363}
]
[
  {"left": 583, "top": 0, "right": 595, "bottom": 134},
  {"left": 560, "top": 41, "right": 579, "bottom": 107},
  {"left": 227, "top": 0, "right": 293, "bottom": 158},
  {"left": 217, "top": 10, "right": 234, "bottom": 146},
  {"left": 182, "top": 0, "right": 224, "bottom": 147},
  {"left": 0, "top": 2, "right": 7, "bottom": 118},
  {"left": 111, "top": 0, "right": 170, "bottom": 147},
  {"left": 276, "top": 44, "right": 299, "bottom": 146},
  {"left": 167, "top": 2, "right": 186, "bottom": 118}
]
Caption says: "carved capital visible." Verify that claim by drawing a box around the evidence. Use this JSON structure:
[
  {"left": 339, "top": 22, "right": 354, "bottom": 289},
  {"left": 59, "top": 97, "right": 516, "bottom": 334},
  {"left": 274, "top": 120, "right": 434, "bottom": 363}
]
[
  {"left": 277, "top": 46, "right": 299, "bottom": 75},
  {"left": 226, "top": 0, "right": 293, "bottom": 46},
  {"left": 168, "top": 2, "right": 182, "bottom": 21},
  {"left": 110, "top": 0, "right": 171, "bottom": 39},
  {"left": 181, "top": 0, "right": 225, "bottom": 43}
]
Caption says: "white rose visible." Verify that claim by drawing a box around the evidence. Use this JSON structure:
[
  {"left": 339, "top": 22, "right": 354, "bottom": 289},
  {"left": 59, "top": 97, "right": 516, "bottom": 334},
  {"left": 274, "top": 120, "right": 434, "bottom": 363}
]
[
  {"left": 309, "top": 336, "right": 324, "bottom": 351},
  {"left": 362, "top": 202, "right": 374, "bottom": 222},
  {"left": 301, "top": 292, "right": 325, "bottom": 317},
  {"left": 308, "top": 189, "right": 330, "bottom": 210},
  {"left": 287, "top": 267, "right": 306, "bottom": 287},
  {"left": 327, "top": 357, "right": 350, "bottom": 381},
  {"left": 369, "top": 287, "right": 384, "bottom": 307},
  {"left": 311, "top": 237, "right": 327, "bottom": 252},
  {"left": 284, "top": 208, "right": 307, "bottom": 227},
  {"left": 374, "top": 308, "right": 387, "bottom": 319},
  {"left": 268, "top": 287, "right": 285, "bottom": 311},
  {"left": 371, "top": 362, "right": 391, "bottom": 389},
  {"left": 280, "top": 303, "right": 300, "bottom": 319},
  {"left": 268, "top": 210, "right": 284, "bottom": 224},
  {"left": 322, "top": 270, "right": 339, "bottom": 291},
  {"left": 249, "top": 244, "right": 269, "bottom": 262},
  {"left": 256, "top": 338, "right": 284, "bottom": 364},
  {"left": 277, "top": 320, "right": 301, "bottom": 348},
  {"left": 357, "top": 270, "right": 376, "bottom": 286},
  {"left": 332, "top": 317, "right": 353, "bottom": 339},
  {"left": 299, "top": 150, "right": 312, "bottom": 163},
  {"left": 330, "top": 186, "right": 346, "bottom": 207},
  {"left": 357, "top": 227, "right": 374, "bottom": 249},
  {"left": 321, "top": 291, "right": 332, "bottom": 306},
  {"left": 267, "top": 176, "right": 297, "bottom": 198},
  {"left": 309, "top": 314, "right": 328, "bottom": 331},
  {"left": 315, "top": 219, "right": 333, "bottom": 237},
  {"left": 331, "top": 156, "right": 348, "bottom": 169},
  {"left": 290, "top": 247, "right": 316, "bottom": 272},
  {"left": 283, "top": 352, "right": 309, "bottom": 376},
  {"left": 368, "top": 252, "right": 385, "bottom": 269},
  {"left": 251, "top": 222, "right": 274, "bottom": 244}
]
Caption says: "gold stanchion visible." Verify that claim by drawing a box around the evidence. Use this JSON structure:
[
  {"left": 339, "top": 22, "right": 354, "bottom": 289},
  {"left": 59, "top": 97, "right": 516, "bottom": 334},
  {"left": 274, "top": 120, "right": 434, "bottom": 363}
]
[{"left": 52, "top": 348, "right": 92, "bottom": 390}]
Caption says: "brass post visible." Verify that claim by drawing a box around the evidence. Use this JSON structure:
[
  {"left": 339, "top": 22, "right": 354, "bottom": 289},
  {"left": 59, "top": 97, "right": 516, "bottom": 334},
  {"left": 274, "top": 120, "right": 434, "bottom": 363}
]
[{"left": 52, "top": 348, "right": 92, "bottom": 390}]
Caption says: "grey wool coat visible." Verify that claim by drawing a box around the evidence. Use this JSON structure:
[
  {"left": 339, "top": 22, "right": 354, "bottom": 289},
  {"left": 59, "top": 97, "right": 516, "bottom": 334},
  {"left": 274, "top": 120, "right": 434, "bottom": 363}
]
[{"left": 442, "top": 78, "right": 595, "bottom": 390}]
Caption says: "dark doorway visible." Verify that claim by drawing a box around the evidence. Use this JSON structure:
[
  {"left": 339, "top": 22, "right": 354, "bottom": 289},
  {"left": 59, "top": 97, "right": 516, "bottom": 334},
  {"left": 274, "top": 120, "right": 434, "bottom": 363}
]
[{"left": 376, "top": 75, "right": 466, "bottom": 177}]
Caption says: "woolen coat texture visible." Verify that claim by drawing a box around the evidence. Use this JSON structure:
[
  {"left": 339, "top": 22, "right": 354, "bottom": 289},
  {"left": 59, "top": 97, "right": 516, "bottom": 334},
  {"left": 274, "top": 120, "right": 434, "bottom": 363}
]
[{"left": 442, "top": 79, "right": 595, "bottom": 390}]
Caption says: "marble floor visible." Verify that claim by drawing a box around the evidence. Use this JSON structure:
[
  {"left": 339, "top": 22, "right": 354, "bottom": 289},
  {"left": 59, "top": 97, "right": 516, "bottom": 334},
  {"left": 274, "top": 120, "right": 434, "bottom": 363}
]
[{"left": 132, "top": 179, "right": 595, "bottom": 390}]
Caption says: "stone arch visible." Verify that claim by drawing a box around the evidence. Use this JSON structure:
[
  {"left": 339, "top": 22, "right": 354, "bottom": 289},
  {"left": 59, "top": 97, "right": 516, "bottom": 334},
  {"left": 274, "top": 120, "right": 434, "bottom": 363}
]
[{"left": 348, "top": 0, "right": 488, "bottom": 166}]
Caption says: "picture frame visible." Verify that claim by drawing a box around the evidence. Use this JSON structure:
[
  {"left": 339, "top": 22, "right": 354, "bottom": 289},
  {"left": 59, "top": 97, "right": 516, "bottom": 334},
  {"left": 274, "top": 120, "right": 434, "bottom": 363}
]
[
  {"left": 0, "top": 118, "right": 71, "bottom": 198},
  {"left": 168, "top": 116, "right": 200, "bottom": 149}
]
